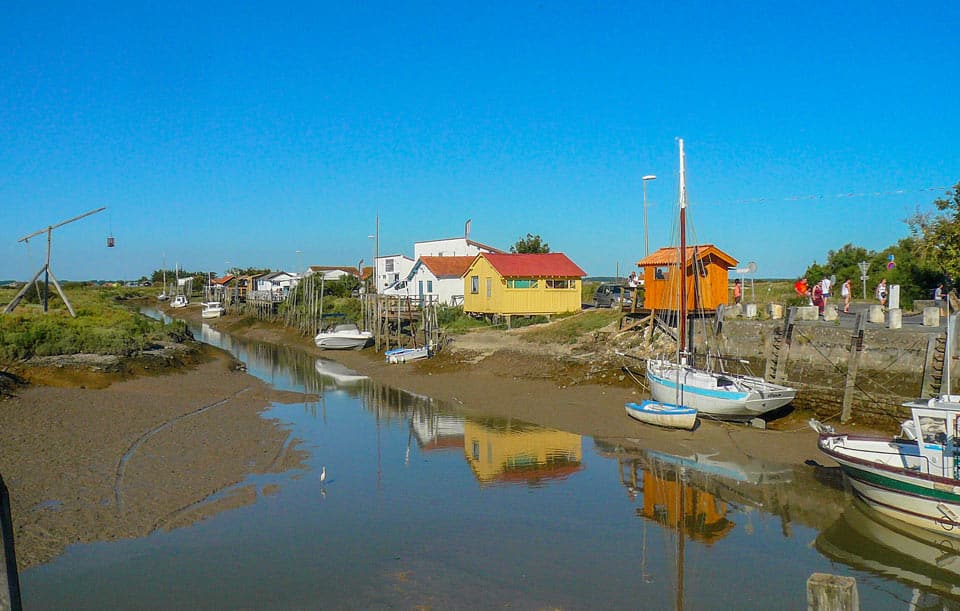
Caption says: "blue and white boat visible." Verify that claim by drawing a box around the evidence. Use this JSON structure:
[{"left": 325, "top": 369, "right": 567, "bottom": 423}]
[
  {"left": 625, "top": 399, "right": 697, "bottom": 430},
  {"left": 644, "top": 140, "right": 796, "bottom": 421},
  {"left": 385, "top": 345, "right": 430, "bottom": 364},
  {"left": 646, "top": 360, "right": 796, "bottom": 421}
]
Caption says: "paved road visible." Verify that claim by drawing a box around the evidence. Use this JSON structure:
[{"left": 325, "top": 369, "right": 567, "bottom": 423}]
[{"left": 802, "top": 302, "right": 948, "bottom": 333}]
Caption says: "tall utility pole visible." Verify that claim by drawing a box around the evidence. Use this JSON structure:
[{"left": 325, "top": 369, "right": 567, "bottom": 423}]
[
  {"left": 368, "top": 213, "right": 380, "bottom": 294},
  {"left": 4, "top": 206, "right": 107, "bottom": 317},
  {"left": 642, "top": 175, "right": 657, "bottom": 256}
]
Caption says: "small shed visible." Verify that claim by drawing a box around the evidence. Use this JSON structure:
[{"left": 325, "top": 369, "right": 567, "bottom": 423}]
[
  {"left": 462, "top": 253, "right": 586, "bottom": 316},
  {"left": 637, "top": 244, "right": 737, "bottom": 312}
]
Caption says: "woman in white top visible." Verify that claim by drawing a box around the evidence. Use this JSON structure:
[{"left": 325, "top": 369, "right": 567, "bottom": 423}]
[
  {"left": 841, "top": 278, "right": 851, "bottom": 313},
  {"left": 876, "top": 279, "right": 887, "bottom": 306}
]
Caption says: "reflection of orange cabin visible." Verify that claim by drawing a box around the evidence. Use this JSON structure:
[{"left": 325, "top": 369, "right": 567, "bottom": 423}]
[
  {"left": 636, "top": 244, "right": 737, "bottom": 312},
  {"left": 641, "top": 469, "right": 734, "bottom": 544}
]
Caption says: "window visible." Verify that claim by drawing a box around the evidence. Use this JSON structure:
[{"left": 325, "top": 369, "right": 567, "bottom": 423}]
[
  {"left": 385, "top": 259, "right": 394, "bottom": 273},
  {"left": 546, "top": 279, "right": 571, "bottom": 289},
  {"left": 471, "top": 275, "right": 479, "bottom": 294},
  {"left": 427, "top": 280, "right": 433, "bottom": 292},
  {"left": 507, "top": 279, "right": 538, "bottom": 289}
]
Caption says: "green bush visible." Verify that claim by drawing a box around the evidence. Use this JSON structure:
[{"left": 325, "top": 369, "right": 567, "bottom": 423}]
[{"left": 0, "top": 285, "right": 184, "bottom": 360}]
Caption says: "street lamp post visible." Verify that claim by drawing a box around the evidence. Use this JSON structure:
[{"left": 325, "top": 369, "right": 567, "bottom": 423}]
[
  {"left": 858, "top": 260, "right": 870, "bottom": 299},
  {"left": 642, "top": 175, "right": 657, "bottom": 257}
]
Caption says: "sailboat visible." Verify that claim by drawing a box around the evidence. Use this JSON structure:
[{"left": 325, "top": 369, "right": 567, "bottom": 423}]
[
  {"left": 157, "top": 254, "right": 169, "bottom": 301},
  {"left": 644, "top": 139, "right": 797, "bottom": 421},
  {"left": 170, "top": 263, "right": 188, "bottom": 308}
]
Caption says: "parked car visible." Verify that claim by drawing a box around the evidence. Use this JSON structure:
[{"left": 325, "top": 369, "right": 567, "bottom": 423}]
[{"left": 593, "top": 283, "right": 631, "bottom": 308}]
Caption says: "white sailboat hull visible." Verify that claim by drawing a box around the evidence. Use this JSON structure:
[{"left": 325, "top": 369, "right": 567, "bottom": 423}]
[{"left": 646, "top": 359, "right": 796, "bottom": 420}]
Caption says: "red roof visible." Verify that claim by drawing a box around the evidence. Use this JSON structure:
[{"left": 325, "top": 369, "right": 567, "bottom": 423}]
[
  {"left": 419, "top": 256, "right": 474, "bottom": 278},
  {"left": 212, "top": 274, "right": 235, "bottom": 285},
  {"left": 477, "top": 253, "right": 586, "bottom": 278}
]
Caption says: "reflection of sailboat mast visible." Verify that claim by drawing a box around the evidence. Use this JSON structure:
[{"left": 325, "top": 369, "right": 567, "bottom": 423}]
[
  {"left": 376, "top": 393, "right": 382, "bottom": 492},
  {"left": 677, "top": 467, "right": 685, "bottom": 611}
]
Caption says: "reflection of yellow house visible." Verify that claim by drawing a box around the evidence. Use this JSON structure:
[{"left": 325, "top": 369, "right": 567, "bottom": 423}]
[
  {"left": 637, "top": 244, "right": 736, "bottom": 312},
  {"left": 463, "top": 419, "right": 582, "bottom": 486},
  {"left": 640, "top": 469, "right": 733, "bottom": 545},
  {"left": 462, "top": 253, "right": 586, "bottom": 317}
]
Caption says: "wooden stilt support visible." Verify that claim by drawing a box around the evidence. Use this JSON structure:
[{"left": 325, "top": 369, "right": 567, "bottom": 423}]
[
  {"left": 767, "top": 306, "right": 797, "bottom": 384},
  {"left": 840, "top": 312, "right": 866, "bottom": 423}
]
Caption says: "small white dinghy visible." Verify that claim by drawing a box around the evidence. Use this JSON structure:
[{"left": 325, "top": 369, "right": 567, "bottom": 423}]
[
  {"left": 625, "top": 400, "right": 697, "bottom": 431},
  {"left": 385, "top": 345, "right": 431, "bottom": 364}
]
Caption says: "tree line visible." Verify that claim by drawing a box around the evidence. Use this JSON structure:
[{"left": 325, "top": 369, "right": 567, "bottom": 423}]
[{"left": 803, "top": 182, "right": 959, "bottom": 305}]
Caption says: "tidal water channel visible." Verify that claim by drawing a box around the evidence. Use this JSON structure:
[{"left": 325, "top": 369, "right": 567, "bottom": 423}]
[{"left": 18, "top": 312, "right": 960, "bottom": 609}]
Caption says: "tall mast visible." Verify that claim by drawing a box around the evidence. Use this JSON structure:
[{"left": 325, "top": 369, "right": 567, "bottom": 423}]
[{"left": 678, "top": 139, "right": 687, "bottom": 362}]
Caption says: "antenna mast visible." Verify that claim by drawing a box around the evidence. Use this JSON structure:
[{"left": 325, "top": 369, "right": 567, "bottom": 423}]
[{"left": 4, "top": 206, "right": 107, "bottom": 317}]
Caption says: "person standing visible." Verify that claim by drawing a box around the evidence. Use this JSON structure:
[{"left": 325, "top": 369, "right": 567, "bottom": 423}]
[
  {"left": 820, "top": 276, "right": 832, "bottom": 308},
  {"left": 812, "top": 280, "right": 825, "bottom": 316},
  {"left": 935, "top": 282, "right": 946, "bottom": 315},
  {"left": 841, "top": 278, "right": 852, "bottom": 313},
  {"left": 876, "top": 278, "right": 888, "bottom": 307},
  {"left": 733, "top": 278, "right": 742, "bottom": 305}
]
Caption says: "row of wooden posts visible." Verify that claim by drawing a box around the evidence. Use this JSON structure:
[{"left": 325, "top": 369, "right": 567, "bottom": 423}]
[
  {"left": 361, "top": 295, "right": 441, "bottom": 352},
  {"left": 236, "top": 284, "right": 442, "bottom": 354}
]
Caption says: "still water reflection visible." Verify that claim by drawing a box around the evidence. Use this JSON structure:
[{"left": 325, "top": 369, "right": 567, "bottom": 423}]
[{"left": 17, "top": 313, "right": 959, "bottom": 609}]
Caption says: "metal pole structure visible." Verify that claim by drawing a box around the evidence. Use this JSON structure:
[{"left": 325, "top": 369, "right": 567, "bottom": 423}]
[
  {"left": 858, "top": 260, "right": 869, "bottom": 299},
  {"left": 6, "top": 206, "right": 106, "bottom": 316},
  {"left": 642, "top": 175, "right": 657, "bottom": 257}
]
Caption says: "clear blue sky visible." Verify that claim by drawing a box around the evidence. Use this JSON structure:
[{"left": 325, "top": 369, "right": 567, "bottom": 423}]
[{"left": 1, "top": 1, "right": 957, "bottom": 281}]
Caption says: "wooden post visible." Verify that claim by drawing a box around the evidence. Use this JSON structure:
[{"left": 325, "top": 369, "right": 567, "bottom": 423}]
[
  {"left": 806, "top": 573, "right": 859, "bottom": 611},
  {"left": 769, "top": 307, "right": 798, "bottom": 384},
  {"left": 840, "top": 312, "right": 866, "bottom": 423},
  {"left": 1, "top": 474, "right": 22, "bottom": 611},
  {"left": 920, "top": 335, "right": 943, "bottom": 399}
]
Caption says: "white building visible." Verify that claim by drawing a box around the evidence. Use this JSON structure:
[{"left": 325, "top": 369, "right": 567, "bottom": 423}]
[
  {"left": 375, "top": 229, "right": 503, "bottom": 293},
  {"left": 413, "top": 236, "right": 503, "bottom": 259},
  {"left": 305, "top": 265, "right": 361, "bottom": 281},
  {"left": 255, "top": 271, "right": 298, "bottom": 294},
  {"left": 374, "top": 254, "right": 416, "bottom": 290},
  {"left": 404, "top": 256, "right": 475, "bottom": 305}
]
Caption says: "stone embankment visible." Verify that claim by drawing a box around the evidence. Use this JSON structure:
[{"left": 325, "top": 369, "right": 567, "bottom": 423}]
[{"left": 715, "top": 315, "right": 944, "bottom": 425}]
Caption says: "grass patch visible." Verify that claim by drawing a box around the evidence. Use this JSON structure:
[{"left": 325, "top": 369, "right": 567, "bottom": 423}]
[
  {"left": 437, "top": 306, "right": 487, "bottom": 334},
  {"left": 0, "top": 284, "right": 185, "bottom": 360},
  {"left": 520, "top": 310, "right": 622, "bottom": 344}
]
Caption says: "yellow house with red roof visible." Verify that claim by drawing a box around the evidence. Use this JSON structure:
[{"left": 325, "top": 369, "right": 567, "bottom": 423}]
[{"left": 462, "top": 252, "right": 586, "bottom": 316}]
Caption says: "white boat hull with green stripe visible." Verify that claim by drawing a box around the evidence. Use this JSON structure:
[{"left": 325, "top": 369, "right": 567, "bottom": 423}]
[{"left": 814, "top": 395, "right": 960, "bottom": 537}]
